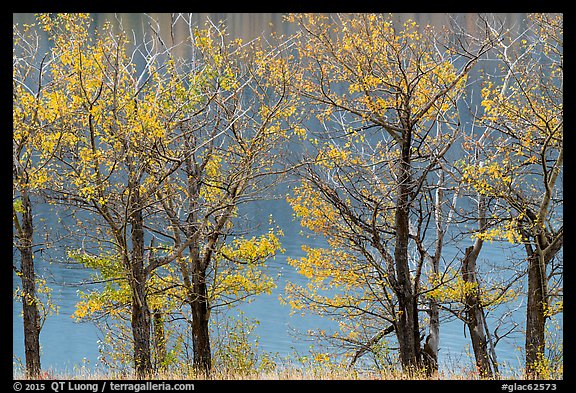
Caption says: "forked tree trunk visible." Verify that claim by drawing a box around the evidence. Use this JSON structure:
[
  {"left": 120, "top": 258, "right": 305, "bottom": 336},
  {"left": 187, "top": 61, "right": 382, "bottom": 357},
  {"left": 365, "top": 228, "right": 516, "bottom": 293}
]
[
  {"left": 18, "top": 190, "right": 42, "bottom": 378},
  {"left": 394, "top": 135, "right": 422, "bottom": 372},
  {"left": 179, "top": 160, "right": 212, "bottom": 375},
  {"left": 523, "top": 146, "right": 562, "bottom": 379}
]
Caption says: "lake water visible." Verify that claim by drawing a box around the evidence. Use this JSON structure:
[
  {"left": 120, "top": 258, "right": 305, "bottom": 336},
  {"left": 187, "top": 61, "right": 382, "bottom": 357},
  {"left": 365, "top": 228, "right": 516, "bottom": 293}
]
[{"left": 13, "top": 12, "right": 557, "bottom": 378}]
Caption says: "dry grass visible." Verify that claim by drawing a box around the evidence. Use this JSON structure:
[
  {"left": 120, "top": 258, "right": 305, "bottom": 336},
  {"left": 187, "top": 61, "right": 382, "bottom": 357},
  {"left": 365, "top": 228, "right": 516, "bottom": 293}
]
[{"left": 14, "top": 364, "right": 528, "bottom": 381}]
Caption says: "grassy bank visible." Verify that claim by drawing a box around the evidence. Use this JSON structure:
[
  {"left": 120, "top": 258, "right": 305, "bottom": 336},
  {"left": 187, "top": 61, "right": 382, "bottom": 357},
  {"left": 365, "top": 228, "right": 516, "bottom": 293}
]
[{"left": 14, "top": 364, "right": 535, "bottom": 381}]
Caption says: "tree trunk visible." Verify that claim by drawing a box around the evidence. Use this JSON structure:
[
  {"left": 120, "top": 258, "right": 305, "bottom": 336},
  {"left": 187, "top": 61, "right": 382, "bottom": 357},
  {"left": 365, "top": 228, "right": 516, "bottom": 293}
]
[
  {"left": 130, "top": 187, "right": 152, "bottom": 378},
  {"left": 423, "top": 302, "right": 439, "bottom": 375},
  {"left": 525, "top": 250, "right": 547, "bottom": 379},
  {"left": 190, "top": 259, "right": 211, "bottom": 374},
  {"left": 18, "top": 191, "right": 42, "bottom": 378},
  {"left": 424, "top": 173, "right": 445, "bottom": 375},
  {"left": 153, "top": 309, "right": 167, "bottom": 372},
  {"left": 461, "top": 245, "right": 493, "bottom": 378},
  {"left": 183, "top": 165, "right": 211, "bottom": 374},
  {"left": 394, "top": 136, "right": 421, "bottom": 372},
  {"left": 131, "top": 290, "right": 151, "bottom": 378}
]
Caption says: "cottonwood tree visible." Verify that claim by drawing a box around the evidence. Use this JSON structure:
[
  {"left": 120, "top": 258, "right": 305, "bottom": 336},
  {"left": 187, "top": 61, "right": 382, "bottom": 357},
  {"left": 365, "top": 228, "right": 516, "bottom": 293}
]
[
  {"left": 13, "top": 20, "right": 62, "bottom": 378},
  {"left": 13, "top": 22, "right": 44, "bottom": 379},
  {"left": 462, "top": 13, "right": 563, "bottom": 379},
  {"left": 139, "top": 18, "right": 296, "bottom": 373},
  {"left": 282, "top": 13, "right": 495, "bottom": 373},
  {"left": 38, "top": 13, "right": 295, "bottom": 376},
  {"left": 33, "top": 13, "right": 199, "bottom": 377}
]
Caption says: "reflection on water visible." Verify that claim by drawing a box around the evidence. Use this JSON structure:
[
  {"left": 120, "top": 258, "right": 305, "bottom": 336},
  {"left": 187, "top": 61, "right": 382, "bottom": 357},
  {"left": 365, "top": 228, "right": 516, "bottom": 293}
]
[{"left": 13, "top": 13, "right": 542, "bottom": 377}]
